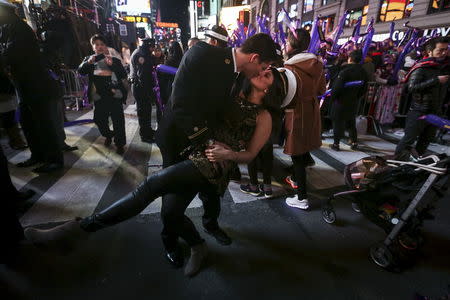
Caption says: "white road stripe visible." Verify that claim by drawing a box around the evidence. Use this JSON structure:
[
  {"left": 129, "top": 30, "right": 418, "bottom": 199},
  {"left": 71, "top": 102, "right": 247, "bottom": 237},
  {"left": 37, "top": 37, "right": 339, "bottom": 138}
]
[
  {"left": 357, "top": 134, "right": 395, "bottom": 154},
  {"left": 9, "top": 110, "right": 95, "bottom": 190},
  {"left": 227, "top": 163, "right": 291, "bottom": 203},
  {"left": 20, "top": 113, "right": 139, "bottom": 226},
  {"left": 321, "top": 138, "right": 370, "bottom": 165},
  {"left": 273, "top": 147, "right": 344, "bottom": 190}
]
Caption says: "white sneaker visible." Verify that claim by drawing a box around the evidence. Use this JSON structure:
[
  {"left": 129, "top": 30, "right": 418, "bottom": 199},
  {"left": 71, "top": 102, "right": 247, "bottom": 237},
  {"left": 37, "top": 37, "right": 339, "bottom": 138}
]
[{"left": 285, "top": 195, "right": 309, "bottom": 210}]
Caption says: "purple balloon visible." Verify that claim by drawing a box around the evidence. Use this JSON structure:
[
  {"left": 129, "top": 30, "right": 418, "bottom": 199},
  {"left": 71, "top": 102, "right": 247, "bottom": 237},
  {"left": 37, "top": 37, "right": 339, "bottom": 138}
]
[
  {"left": 318, "top": 81, "right": 363, "bottom": 99},
  {"left": 345, "top": 80, "right": 364, "bottom": 87},
  {"left": 156, "top": 64, "right": 178, "bottom": 75},
  {"left": 420, "top": 114, "right": 450, "bottom": 131}
]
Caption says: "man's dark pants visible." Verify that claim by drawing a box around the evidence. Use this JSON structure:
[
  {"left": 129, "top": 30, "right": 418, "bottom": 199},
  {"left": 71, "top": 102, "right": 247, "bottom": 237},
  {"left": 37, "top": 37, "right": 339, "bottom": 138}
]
[
  {"left": 395, "top": 110, "right": 437, "bottom": 156},
  {"left": 132, "top": 84, "right": 154, "bottom": 139},
  {"left": 93, "top": 98, "right": 126, "bottom": 146},
  {"left": 333, "top": 118, "right": 357, "bottom": 144},
  {"left": 19, "top": 99, "right": 63, "bottom": 164}
]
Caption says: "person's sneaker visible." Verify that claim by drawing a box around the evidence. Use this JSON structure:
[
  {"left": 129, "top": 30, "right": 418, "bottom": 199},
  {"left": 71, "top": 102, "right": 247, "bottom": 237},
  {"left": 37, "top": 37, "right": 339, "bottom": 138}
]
[
  {"left": 350, "top": 143, "right": 358, "bottom": 151},
  {"left": 329, "top": 143, "right": 340, "bottom": 151},
  {"left": 104, "top": 137, "right": 112, "bottom": 147},
  {"left": 116, "top": 145, "right": 125, "bottom": 155},
  {"left": 259, "top": 184, "right": 273, "bottom": 198},
  {"left": 285, "top": 176, "right": 298, "bottom": 189},
  {"left": 285, "top": 195, "right": 309, "bottom": 210},
  {"left": 240, "top": 184, "right": 261, "bottom": 196}
]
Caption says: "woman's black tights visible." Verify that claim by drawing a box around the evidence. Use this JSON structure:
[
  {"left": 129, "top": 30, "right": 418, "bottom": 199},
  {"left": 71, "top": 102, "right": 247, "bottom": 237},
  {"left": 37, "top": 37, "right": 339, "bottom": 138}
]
[
  {"left": 291, "top": 153, "right": 309, "bottom": 200},
  {"left": 248, "top": 143, "right": 273, "bottom": 185},
  {"left": 80, "top": 160, "right": 210, "bottom": 238}
]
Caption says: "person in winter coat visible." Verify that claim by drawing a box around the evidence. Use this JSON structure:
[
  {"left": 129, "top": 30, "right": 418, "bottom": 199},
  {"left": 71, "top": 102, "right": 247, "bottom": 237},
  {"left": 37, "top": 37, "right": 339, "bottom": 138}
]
[
  {"left": 283, "top": 29, "right": 326, "bottom": 210},
  {"left": 78, "top": 34, "right": 128, "bottom": 155},
  {"left": 395, "top": 37, "right": 449, "bottom": 156},
  {"left": 329, "top": 49, "right": 368, "bottom": 151}
]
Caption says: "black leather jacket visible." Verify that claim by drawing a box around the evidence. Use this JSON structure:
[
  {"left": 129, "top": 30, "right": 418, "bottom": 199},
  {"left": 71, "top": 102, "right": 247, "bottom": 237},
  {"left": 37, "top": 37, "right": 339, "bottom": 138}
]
[{"left": 407, "top": 64, "right": 448, "bottom": 114}]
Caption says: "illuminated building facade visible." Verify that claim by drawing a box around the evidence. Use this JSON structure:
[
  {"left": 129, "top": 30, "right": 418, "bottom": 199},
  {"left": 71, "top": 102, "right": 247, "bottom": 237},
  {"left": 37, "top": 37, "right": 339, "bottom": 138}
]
[{"left": 241, "top": 0, "right": 450, "bottom": 42}]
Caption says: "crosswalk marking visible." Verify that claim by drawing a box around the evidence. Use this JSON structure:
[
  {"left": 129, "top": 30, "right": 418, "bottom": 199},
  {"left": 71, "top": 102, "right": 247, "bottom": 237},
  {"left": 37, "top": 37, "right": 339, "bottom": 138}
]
[
  {"left": 272, "top": 147, "right": 345, "bottom": 190},
  {"left": 9, "top": 110, "right": 95, "bottom": 191},
  {"left": 20, "top": 112, "right": 139, "bottom": 226},
  {"left": 320, "top": 138, "right": 374, "bottom": 165},
  {"left": 357, "top": 134, "right": 396, "bottom": 154},
  {"left": 7, "top": 105, "right": 430, "bottom": 224},
  {"left": 227, "top": 163, "right": 291, "bottom": 203}
]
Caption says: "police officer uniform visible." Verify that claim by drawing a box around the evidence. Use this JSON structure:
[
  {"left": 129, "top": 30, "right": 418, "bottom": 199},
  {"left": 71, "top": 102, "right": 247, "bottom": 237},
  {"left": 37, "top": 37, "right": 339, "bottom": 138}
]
[
  {"left": 130, "top": 38, "right": 156, "bottom": 142},
  {"left": 155, "top": 42, "right": 237, "bottom": 264}
]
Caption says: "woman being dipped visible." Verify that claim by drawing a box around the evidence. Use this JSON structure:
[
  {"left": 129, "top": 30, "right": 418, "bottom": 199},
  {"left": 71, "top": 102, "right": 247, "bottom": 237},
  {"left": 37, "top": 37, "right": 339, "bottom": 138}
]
[{"left": 24, "top": 67, "right": 291, "bottom": 277}]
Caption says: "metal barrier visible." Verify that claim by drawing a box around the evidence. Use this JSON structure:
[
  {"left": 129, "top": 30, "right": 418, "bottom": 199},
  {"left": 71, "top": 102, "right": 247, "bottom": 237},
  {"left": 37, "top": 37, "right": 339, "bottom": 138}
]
[
  {"left": 60, "top": 69, "right": 89, "bottom": 111},
  {"left": 356, "top": 81, "right": 383, "bottom": 136}
]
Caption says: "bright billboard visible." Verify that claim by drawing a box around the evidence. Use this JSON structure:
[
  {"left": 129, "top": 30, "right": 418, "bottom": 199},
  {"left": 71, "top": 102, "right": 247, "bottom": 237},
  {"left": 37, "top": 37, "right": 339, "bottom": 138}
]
[
  {"left": 116, "top": 0, "right": 151, "bottom": 15},
  {"left": 220, "top": 5, "right": 251, "bottom": 35}
]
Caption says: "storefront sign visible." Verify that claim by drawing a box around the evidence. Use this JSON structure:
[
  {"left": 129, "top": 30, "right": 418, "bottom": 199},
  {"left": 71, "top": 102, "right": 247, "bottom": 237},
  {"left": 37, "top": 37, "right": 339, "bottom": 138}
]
[
  {"left": 338, "top": 25, "right": 450, "bottom": 45},
  {"left": 156, "top": 22, "right": 179, "bottom": 28},
  {"left": 122, "top": 16, "right": 149, "bottom": 23},
  {"left": 423, "top": 26, "right": 450, "bottom": 37},
  {"left": 117, "top": 0, "right": 151, "bottom": 15},
  {"left": 388, "top": 26, "right": 450, "bottom": 42}
]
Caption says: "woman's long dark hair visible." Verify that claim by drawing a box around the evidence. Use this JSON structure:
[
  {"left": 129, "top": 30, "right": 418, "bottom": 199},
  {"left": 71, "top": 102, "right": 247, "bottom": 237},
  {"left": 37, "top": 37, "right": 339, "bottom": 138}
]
[
  {"left": 166, "top": 41, "right": 183, "bottom": 68},
  {"left": 241, "top": 69, "right": 285, "bottom": 137}
]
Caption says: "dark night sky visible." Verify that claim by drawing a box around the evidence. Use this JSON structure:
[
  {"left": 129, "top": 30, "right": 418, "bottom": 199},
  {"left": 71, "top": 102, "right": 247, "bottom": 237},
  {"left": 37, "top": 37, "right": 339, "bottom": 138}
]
[{"left": 160, "top": 0, "right": 190, "bottom": 44}]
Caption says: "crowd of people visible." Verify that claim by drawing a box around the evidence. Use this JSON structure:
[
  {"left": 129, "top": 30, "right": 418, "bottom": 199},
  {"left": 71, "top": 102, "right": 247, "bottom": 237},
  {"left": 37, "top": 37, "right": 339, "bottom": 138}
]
[{"left": 1, "top": 0, "right": 449, "bottom": 278}]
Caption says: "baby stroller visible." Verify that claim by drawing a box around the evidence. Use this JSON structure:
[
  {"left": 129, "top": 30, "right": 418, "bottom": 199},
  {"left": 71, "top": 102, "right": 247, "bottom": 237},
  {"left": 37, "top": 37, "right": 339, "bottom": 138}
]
[{"left": 322, "top": 153, "right": 450, "bottom": 270}]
